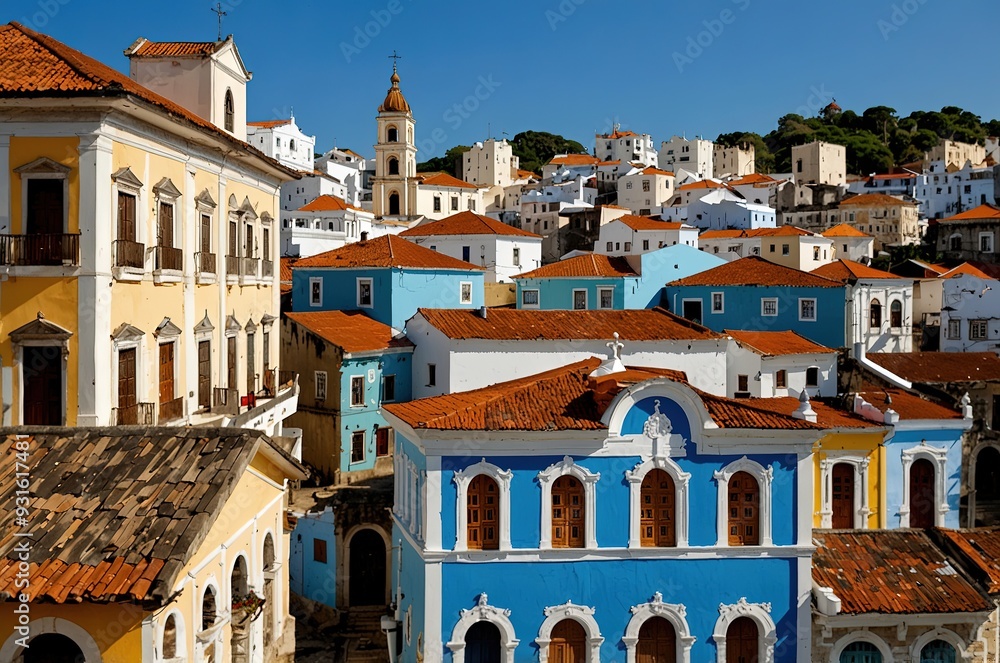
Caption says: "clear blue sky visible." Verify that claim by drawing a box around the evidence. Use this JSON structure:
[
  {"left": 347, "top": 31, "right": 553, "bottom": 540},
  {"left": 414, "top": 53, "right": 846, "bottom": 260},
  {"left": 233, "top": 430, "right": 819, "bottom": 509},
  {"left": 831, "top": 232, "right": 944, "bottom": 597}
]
[{"left": 8, "top": 0, "right": 1000, "bottom": 159}]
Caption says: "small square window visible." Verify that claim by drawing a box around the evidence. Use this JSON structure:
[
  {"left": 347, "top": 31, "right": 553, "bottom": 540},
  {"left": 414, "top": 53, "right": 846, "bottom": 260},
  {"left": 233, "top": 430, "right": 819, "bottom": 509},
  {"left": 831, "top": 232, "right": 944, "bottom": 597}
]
[
  {"left": 712, "top": 292, "right": 724, "bottom": 313},
  {"left": 357, "top": 278, "right": 373, "bottom": 307},
  {"left": 947, "top": 319, "right": 961, "bottom": 339},
  {"left": 598, "top": 287, "right": 613, "bottom": 310},
  {"left": 781, "top": 244, "right": 790, "bottom": 256},
  {"left": 573, "top": 289, "right": 587, "bottom": 310},
  {"left": 806, "top": 367, "right": 819, "bottom": 387},
  {"left": 350, "top": 375, "right": 365, "bottom": 407},
  {"left": 761, "top": 298, "right": 778, "bottom": 316},
  {"left": 313, "top": 538, "right": 327, "bottom": 564},
  {"left": 314, "top": 371, "right": 327, "bottom": 401},
  {"left": 775, "top": 370, "right": 787, "bottom": 388},
  {"left": 309, "top": 277, "right": 323, "bottom": 307},
  {"left": 980, "top": 233, "right": 994, "bottom": 253},
  {"left": 451, "top": 196, "right": 459, "bottom": 211},
  {"left": 521, "top": 289, "right": 539, "bottom": 308},
  {"left": 971, "top": 319, "right": 988, "bottom": 340},
  {"left": 799, "top": 298, "right": 816, "bottom": 321},
  {"left": 460, "top": 281, "right": 473, "bottom": 304},
  {"left": 513, "top": 247, "right": 521, "bottom": 266}
]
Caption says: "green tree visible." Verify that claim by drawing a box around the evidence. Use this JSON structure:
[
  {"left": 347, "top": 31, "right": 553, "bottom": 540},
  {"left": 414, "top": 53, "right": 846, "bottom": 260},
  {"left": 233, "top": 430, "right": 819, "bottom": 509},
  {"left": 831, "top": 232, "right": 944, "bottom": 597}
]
[
  {"left": 416, "top": 145, "right": 471, "bottom": 176},
  {"left": 509, "top": 131, "right": 586, "bottom": 174}
]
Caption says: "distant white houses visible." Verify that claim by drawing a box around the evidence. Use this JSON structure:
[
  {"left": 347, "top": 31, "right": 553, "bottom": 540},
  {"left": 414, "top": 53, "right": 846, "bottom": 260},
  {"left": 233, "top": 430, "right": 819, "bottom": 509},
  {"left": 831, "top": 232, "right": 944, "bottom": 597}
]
[
  {"left": 596, "top": 214, "right": 698, "bottom": 256},
  {"left": 247, "top": 115, "right": 316, "bottom": 171},
  {"left": 594, "top": 126, "right": 657, "bottom": 166},
  {"left": 658, "top": 135, "right": 714, "bottom": 178},
  {"left": 940, "top": 267, "right": 1000, "bottom": 353},
  {"left": 664, "top": 187, "right": 777, "bottom": 231},
  {"left": 699, "top": 226, "right": 833, "bottom": 270},
  {"left": 280, "top": 194, "right": 409, "bottom": 257},
  {"left": 616, "top": 165, "right": 676, "bottom": 215},
  {"left": 315, "top": 147, "right": 370, "bottom": 207},
  {"left": 726, "top": 330, "right": 838, "bottom": 399},
  {"left": 542, "top": 153, "right": 600, "bottom": 182},
  {"left": 822, "top": 223, "right": 875, "bottom": 263}
]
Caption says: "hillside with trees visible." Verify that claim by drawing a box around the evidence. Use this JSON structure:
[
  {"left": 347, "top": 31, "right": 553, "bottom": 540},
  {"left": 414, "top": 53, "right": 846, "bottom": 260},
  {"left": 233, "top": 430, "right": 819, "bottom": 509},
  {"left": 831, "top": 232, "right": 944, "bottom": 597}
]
[{"left": 416, "top": 130, "right": 586, "bottom": 176}]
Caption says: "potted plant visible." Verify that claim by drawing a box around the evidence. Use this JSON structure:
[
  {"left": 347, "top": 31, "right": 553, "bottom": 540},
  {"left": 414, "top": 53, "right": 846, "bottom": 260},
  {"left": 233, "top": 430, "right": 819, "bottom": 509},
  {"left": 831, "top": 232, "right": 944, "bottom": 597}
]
[{"left": 231, "top": 590, "right": 266, "bottom": 627}]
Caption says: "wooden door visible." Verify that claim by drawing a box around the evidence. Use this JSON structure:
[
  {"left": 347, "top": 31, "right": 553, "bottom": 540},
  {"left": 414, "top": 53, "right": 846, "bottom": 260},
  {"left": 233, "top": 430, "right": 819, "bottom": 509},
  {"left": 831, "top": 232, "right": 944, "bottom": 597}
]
[
  {"left": 246, "top": 333, "right": 255, "bottom": 395},
  {"left": 467, "top": 474, "right": 499, "bottom": 550},
  {"left": 641, "top": 470, "right": 676, "bottom": 547},
  {"left": 158, "top": 202, "right": 173, "bottom": 247},
  {"left": 26, "top": 179, "right": 63, "bottom": 234},
  {"left": 728, "top": 472, "right": 759, "bottom": 546},
  {"left": 22, "top": 346, "right": 62, "bottom": 425},
  {"left": 198, "top": 341, "right": 211, "bottom": 409},
  {"left": 118, "top": 193, "right": 136, "bottom": 241},
  {"left": 636, "top": 617, "right": 676, "bottom": 663},
  {"left": 158, "top": 342, "right": 174, "bottom": 404},
  {"left": 200, "top": 214, "right": 211, "bottom": 253},
  {"left": 726, "top": 617, "right": 758, "bottom": 663},
  {"left": 549, "top": 620, "right": 586, "bottom": 663},
  {"left": 552, "top": 475, "right": 584, "bottom": 548},
  {"left": 228, "top": 219, "right": 238, "bottom": 257},
  {"left": 910, "top": 458, "right": 935, "bottom": 528},
  {"left": 348, "top": 529, "right": 386, "bottom": 606},
  {"left": 831, "top": 463, "right": 856, "bottom": 529},
  {"left": 118, "top": 348, "right": 137, "bottom": 410},
  {"left": 227, "top": 336, "right": 237, "bottom": 389}
]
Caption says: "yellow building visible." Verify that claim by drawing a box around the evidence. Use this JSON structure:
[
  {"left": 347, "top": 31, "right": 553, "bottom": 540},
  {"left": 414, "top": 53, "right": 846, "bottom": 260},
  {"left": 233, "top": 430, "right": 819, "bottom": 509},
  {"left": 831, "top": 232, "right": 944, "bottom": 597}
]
[
  {"left": 0, "top": 23, "right": 298, "bottom": 434},
  {"left": 0, "top": 427, "right": 308, "bottom": 663},
  {"left": 838, "top": 193, "right": 921, "bottom": 250}
]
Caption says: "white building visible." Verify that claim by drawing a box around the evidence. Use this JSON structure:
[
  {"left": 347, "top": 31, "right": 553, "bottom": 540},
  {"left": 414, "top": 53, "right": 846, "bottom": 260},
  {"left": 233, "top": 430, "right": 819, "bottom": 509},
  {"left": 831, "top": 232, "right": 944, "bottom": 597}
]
[
  {"left": 399, "top": 210, "right": 542, "bottom": 282},
  {"left": 405, "top": 307, "right": 729, "bottom": 399},
  {"left": 812, "top": 259, "right": 914, "bottom": 353},
  {"left": 713, "top": 142, "right": 755, "bottom": 178},
  {"left": 463, "top": 138, "right": 519, "bottom": 187},
  {"left": 846, "top": 172, "right": 917, "bottom": 199},
  {"left": 726, "top": 173, "right": 787, "bottom": 207},
  {"left": 281, "top": 173, "right": 347, "bottom": 215},
  {"left": 822, "top": 223, "right": 875, "bottom": 263},
  {"left": 542, "top": 153, "right": 600, "bottom": 182},
  {"left": 246, "top": 116, "right": 316, "bottom": 171},
  {"left": 280, "top": 194, "right": 385, "bottom": 257},
  {"left": 669, "top": 179, "right": 729, "bottom": 207},
  {"left": 658, "top": 135, "right": 714, "bottom": 178},
  {"left": 940, "top": 268, "right": 1000, "bottom": 353},
  {"left": 596, "top": 215, "right": 698, "bottom": 256},
  {"left": 520, "top": 177, "right": 597, "bottom": 236},
  {"left": 666, "top": 188, "right": 776, "bottom": 231},
  {"left": 594, "top": 127, "right": 657, "bottom": 167},
  {"left": 726, "top": 330, "right": 838, "bottom": 399},
  {"left": 791, "top": 141, "right": 847, "bottom": 186},
  {"left": 616, "top": 166, "right": 676, "bottom": 215},
  {"left": 913, "top": 161, "right": 996, "bottom": 219},
  {"left": 315, "top": 147, "right": 369, "bottom": 207},
  {"left": 699, "top": 226, "right": 834, "bottom": 270},
  {"left": 414, "top": 172, "right": 485, "bottom": 220}
]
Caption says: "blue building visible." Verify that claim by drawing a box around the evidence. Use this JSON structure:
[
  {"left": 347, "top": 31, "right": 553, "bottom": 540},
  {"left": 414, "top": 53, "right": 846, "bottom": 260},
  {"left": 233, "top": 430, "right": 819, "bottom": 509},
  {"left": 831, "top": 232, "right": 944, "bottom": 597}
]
[
  {"left": 664, "top": 255, "right": 848, "bottom": 348},
  {"left": 291, "top": 234, "right": 485, "bottom": 330},
  {"left": 383, "top": 352, "right": 826, "bottom": 662},
  {"left": 513, "top": 244, "right": 723, "bottom": 311}
]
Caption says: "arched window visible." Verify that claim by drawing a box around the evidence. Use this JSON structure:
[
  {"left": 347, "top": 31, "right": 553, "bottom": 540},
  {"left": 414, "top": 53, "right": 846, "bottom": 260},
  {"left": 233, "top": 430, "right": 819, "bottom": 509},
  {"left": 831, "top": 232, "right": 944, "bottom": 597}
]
[
  {"left": 466, "top": 621, "right": 502, "bottom": 663},
  {"left": 552, "top": 475, "right": 585, "bottom": 548},
  {"left": 920, "top": 640, "right": 956, "bottom": 662},
  {"left": 224, "top": 89, "right": 235, "bottom": 133},
  {"left": 163, "top": 614, "right": 178, "bottom": 659},
  {"left": 841, "top": 641, "right": 882, "bottom": 663},
  {"left": 549, "top": 620, "right": 587, "bottom": 663},
  {"left": 202, "top": 586, "right": 217, "bottom": 631},
  {"left": 728, "top": 472, "right": 759, "bottom": 546},
  {"left": 263, "top": 533, "right": 276, "bottom": 648},
  {"left": 637, "top": 617, "right": 676, "bottom": 663},
  {"left": 289, "top": 139, "right": 296, "bottom": 152},
  {"left": 831, "top": 463, "right": 856, "bottom": 529},
  {"left": 388, "top": 157, "right": 400, "bottom": 175},
  {"left": 387, "top": 126, "right": 398, "bottom": 143},
  {"left": 640, "top": 469, "right": 676, "bottom": 547},
  {"left": 21, "top": 634, "right": 85, "bottom": 663},
  {"left": 869, "top": 299, "right": 882, "bottom": 329},
  {"left": 726, "top": 617, "right": 757, "bottom": 663},
  {"left": 890, "top": 300, "right": 902, "bottom": 328},
  {"left": 389, "top": 192, "right": 400, "bottom": 216},
  {"left": 467, "top": 474, "right": 499, "bottom": 550},
  {"left": 910, "top": 458, "right": 935, "bottom": 528},
  {"left": 231, "top": 555, "right": 248, "bottom": 600}
]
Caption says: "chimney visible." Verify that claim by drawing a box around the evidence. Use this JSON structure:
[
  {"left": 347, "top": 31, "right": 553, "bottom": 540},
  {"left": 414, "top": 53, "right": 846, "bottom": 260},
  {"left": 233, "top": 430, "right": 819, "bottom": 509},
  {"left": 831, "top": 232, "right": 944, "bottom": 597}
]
[
  {"left": 478, "top": 306, "right": 488, "bottom": 319},
  {"left": 360, "top": 231, "right": 369, "bottom": 242}
]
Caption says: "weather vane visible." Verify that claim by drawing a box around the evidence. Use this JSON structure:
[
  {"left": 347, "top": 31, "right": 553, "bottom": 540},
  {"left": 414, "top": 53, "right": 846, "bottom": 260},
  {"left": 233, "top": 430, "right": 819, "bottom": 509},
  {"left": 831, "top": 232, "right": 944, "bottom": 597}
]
[{"left": 211, "top": 3, "right": 227, "bottom": 41}]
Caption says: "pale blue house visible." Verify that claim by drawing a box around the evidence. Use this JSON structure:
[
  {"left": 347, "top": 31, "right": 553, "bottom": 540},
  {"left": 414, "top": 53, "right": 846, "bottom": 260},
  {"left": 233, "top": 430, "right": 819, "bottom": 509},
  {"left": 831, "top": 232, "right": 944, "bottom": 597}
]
[
  {"left": 513, "top": 244, "right": 724, "bottom": 311},
  {"left": 291, "top": 234, "right": 485, "bottom": 330},
  {"left": 664, "top": 255, "right": 848, "bottom": 348},
  {"left": 383, "top": 353, "right": 826, "bottom": 663}
]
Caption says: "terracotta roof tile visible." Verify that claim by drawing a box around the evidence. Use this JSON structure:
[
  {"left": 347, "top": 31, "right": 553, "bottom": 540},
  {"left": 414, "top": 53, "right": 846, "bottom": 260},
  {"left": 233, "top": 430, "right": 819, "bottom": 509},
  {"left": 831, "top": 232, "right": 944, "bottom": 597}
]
[
  {"left": 280, "top": 257, "right": 297, "bottom": 292},
  {"left": 127, "top": 40, "right": 222, "bottom": 57},
  {"left": 938, "top": 262, "right": 1000, "bottom": 279},
  {"left": 724, "top": 396, "right": 879, "bottom": 429},
  {"left": 284, "top": 310, "right": 412, "bottom": 354},
  {"left": 696, "top": 393, "right": 822, "bottom": 430},
  {"left": 615, "top": 215, "right": 687, "bottom": 231},
  {"left": 813, "top": 530, "right": 992, "bottom": 615},
  {"left": 839, "top": 193, "right": 916, "bottom": 207},
  {"left": 811, "top": 259, "right": 901, "bottom": 282},
  {"left": 855, "top": 387, "right": 962, "bottom": 420},
  {"left": 727, "top": 330, "right": 832, "bottom": 356},
  {"left": 937, "top": 528, "right": 1000, "bottom": 594},
  {"left": 297, "top": 194, "right": 362, "bottom": 212},
  {"left": 248, "top": 118, "right": 292, "bottom": 129},
  {"left": 416, "top": 307, "right": 723, "bottom": 341},
  {"left": 864, "top": 352, "right": 1000, "bottom": 383},
  {"left": 940, "top": 203, "right": 1000, "bottom": 223},
  {"left": 598, "top": 129, "right": 638, "bottom": 138},
  {"left": 516, "top": 169, "right": 538, "bottom": 180},
  {"left": 416, "top": 171, "right": 479, "bottom": 189},
  {"left": 667, "top": 256, "right": 841, "bottom": 288},
  {"left": 728, "top": 173, "right": 776, "bottom": 186},
  {"left": 515, "top": 254, "right": 637, "bottom": 279},
  {"left": 678, "top": 180, "right": 724, "bottom": 191},
  {"left": 870, "top": 172, "right": 916, "bottom": 180},
  {"left": 400, "top": 211, "right": 541, "bottom": 238},
  {"left": 293, "top": 234, "right": 483, "bottom": 271},
  {"left": 639, "top": 166, "right": 675, "bottom": 177},
  {"left": 699, "top": 226, "right": 814, "bottom": 240},
  {"left": 822, "top": 223, "right": 872, "bottom": 238},
  {"left": 549, "top": 154, "right": 600, "bottom": 166}
]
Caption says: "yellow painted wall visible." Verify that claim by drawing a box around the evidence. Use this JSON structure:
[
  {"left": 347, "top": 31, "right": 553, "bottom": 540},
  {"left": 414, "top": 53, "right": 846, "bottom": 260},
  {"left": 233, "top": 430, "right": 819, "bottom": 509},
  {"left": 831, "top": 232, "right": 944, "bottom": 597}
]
[
  {"left": 0, "top": 603, "right": 146, "bottom": 663},
  {"left": 8, "top": 136, "right": 80, "bottom": 234},
  {"left": 812, "top": 429, "right": 886, "bottom": 529}
]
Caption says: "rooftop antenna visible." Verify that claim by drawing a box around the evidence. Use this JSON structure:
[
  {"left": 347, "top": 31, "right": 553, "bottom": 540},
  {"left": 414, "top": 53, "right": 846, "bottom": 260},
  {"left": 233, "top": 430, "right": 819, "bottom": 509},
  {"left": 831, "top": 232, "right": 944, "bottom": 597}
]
[
  {"left": 388, "top": 49, "right": 402, "bottom": 72},
  {"left": 211, "top": 2, "right": 227, "bottom": 41}
]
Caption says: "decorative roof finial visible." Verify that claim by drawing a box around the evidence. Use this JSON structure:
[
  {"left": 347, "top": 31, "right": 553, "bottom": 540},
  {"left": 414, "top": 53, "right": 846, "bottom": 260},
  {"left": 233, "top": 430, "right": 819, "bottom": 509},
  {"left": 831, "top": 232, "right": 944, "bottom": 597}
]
[{"left": 607, "top": 332, "right": 624, "bottom": 361}]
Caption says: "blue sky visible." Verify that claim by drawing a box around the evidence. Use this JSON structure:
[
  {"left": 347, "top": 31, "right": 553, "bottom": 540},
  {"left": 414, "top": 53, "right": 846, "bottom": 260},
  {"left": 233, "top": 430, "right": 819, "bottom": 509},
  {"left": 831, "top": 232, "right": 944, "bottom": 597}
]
[{"left": 8, "top": 0, "right": 999, "bottom": 159}]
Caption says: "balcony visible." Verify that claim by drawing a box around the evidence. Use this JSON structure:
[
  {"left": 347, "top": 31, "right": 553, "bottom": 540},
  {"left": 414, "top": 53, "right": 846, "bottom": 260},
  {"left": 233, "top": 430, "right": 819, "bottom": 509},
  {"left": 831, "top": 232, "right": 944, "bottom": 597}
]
[
  {"left": 0, "top": 233, "right": 80, "bottom": 267},
  {"left": 195, "top": 251, "right": 217, "bottom": 284},
  {"left": 153, "top": 245, "right": 183, "bottom": 284},
  {"left": 240, "top": 257, "right": 259, "bottom": 285},
  {"left": 112, "top": 239, "right": 145, "bottom": 281},
  {"left": 158, "top": 396, "right": 185, "bottom": 424},
  {"left": 262, "top": 259, "right": 274, "bottom": 279},
  {"left": 225, "top": 254, "right": 239, "bottom": 283},
  {"left": 212, "top": 387, "right": 239, "bottom": 415},
  {"left": 110, "top": 402, "right": 155, "bottom": 425}
]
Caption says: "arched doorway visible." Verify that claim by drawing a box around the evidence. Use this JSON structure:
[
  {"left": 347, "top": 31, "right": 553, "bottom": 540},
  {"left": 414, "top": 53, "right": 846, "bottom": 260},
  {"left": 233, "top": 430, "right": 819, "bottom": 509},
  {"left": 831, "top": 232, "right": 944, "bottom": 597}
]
[
  {"left": 263, "top": 533, "right": 276, "bottom": 648},
  {"left": 920, "top": 639, "right": 956, "bottom": 663},
  {"left": 465, "top": 621, "right": 501, "bottom": 663},
  {"left": 388, "top": 192, "right": 401, "bottom": 216},
  {"left": 726, "top": 616, "right": 757, "bottom": 663},
  {"left": 349, "top": 528, "right": 387, "bottom": 606},
  {"left": 549, "top": 619, "right": 586, "bottom": 663},
  {"left": 841, "top": 641, "right": 883, "bottom": 662},
  {"left": 20, "top": 633, "right": 84, "bottom": 663},
  {"left": 636, "top": 616, "right": 676, "bottom": 663},
  {"left": 910, "top": 458, "right": 935, "bottom": 528},
  {"left": 975, "top": 446, "right": 1000, "bottom": 525},
  {"left": 832, "top": 463, "right": 856, "bottom": 529}
]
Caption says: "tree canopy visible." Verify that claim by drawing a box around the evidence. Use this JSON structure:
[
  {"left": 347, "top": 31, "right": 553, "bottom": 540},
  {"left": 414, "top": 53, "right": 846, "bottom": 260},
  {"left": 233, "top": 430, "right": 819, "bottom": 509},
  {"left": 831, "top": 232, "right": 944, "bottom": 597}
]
[{"left": 509, "top": 130, "right": 586, "bottom": 174}]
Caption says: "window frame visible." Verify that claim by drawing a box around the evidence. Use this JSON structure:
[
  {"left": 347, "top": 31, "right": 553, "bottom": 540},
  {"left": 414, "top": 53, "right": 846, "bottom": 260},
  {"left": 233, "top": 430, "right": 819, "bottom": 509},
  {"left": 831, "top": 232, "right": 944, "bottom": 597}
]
[
  {"left": 713, "top": 457, "right": 773, "bottom": 547},
  {"left": 572, "top": 289, "right": 588, "bottom": 310},
  {"left": 349, "top": 375, "right": 365, "bottom": 408},
  {"left": 798, "top": 298, "right": 817, "bottom": 322},
  {"left": 597, "top": 287, "right": 614, "bottom": 310},
  {"left": 980, "top": 232, "right": 995, "bottom": 253},
  {"left": 760, "top": 298, "right": 778, "bottom": 317},
  {"left": 452, "top": 459, "right": 513, "bottom": 552},
  {"left": 946, "top": 318, "right": 962, "bottom": 340},
  {"left": 350, "top": 430, "right": 365, "bottom": 464},
  {"left": 538, "top": 456, "right": 599, "bottom": 550},
  {"left": 309, "top": 277, "right": 323, "bottom": 307},
  {"left": 460, "top": 281, "right": 473, "bottom": 304},
  {"left": 314, "top": 370, "right": 327, "bottom": 401},
  {"left": 626, "top": 456, "right": 691, "bottom": 548},
  {"left": 382, "top": 374, "right": 396, "bottom": 403},
  {"left": 357, "top": 277, "right": 374, "bottom": 308},
  {"left": 970, "top": 319, "right": 988, "bottom": 340},
  {"left": 711, "top": 292, "right": 724, "bottom": 314},
  {"left": 521, "top": 289, "right": 540, "bottom": 309}
]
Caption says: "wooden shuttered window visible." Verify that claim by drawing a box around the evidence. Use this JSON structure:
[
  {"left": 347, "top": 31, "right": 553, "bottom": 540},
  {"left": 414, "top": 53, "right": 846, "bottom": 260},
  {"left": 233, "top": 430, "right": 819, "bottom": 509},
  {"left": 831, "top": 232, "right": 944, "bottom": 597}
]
[{"left": 466, "top": 474, "right": 499, "bottom": 551}]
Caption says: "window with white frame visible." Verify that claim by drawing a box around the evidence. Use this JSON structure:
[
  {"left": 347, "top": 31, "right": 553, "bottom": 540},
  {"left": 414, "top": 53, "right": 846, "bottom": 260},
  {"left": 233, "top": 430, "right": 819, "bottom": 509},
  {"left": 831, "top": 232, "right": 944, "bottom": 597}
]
[
  {"left": 573, "top": 289, "right": 588, "bottom": 310},
  {"left": 314, "top": 371, "right": 327, "bottom": 401},
  {"left": 947, "top": 318, "right": 961, "bottom": 340},
  {"left": 351, "top": 431, "right": 365, "bottom": 463},
  {"left": 521, "top": 289, "right": 539, "bottom": 308},
  {"left": 357, "top": 278, "right": 373, "bottom": 307},
  {"left": 712, "top": 292, "right": 724, "bottom": 313},
  {"left": 350, "top": 375, "right": 365, "bottom": 407},
  {"left": 460, "top": 281, "right": 473, "bottom": 304},
  {"left": 513, "top": 247, "right": 520, "bottom": 266},
  {"left": 309, "top": 277, "right": 323, "bottom": 307},
  {"left": 761, "top": 298, "right": 778, "bottom": 316},
  {"left": 598, "top": 287, "right": 614, "bottom": 310},
  {"left": 981, "top": 232, "right": 995, "bottom": 253},
  {"left": 538, "top": 456, "right": 599, "bottom": 549},
  {"left": 713, "top": 457, "right": 773, "bottom": 546},
  {"left": 452, "top": 459, "right": 513, "bottom": 552},
  {"left": 799, "top": 298, "right": 816, "bottom": 321},
  {"left": 970, "top": 319, "right": 988, "bottom": 340}
]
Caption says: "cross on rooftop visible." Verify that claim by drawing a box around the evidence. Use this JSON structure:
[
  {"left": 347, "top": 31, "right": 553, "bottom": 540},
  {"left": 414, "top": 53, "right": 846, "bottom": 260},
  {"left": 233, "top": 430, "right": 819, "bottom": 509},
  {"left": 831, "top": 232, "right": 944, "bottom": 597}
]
[
  {"left": 211, "top": 3, "right": 227, "bottom": 41},
  {"left": 388, "top": 50, "right": 402, "bottom": 71}
]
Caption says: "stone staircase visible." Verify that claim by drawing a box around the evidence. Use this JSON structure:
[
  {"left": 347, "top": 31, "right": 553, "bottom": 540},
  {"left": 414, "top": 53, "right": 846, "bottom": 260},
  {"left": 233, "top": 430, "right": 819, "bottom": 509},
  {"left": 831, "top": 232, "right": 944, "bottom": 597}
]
[{"left": 341, "top": 606, "right": 390, "bottom": 662}]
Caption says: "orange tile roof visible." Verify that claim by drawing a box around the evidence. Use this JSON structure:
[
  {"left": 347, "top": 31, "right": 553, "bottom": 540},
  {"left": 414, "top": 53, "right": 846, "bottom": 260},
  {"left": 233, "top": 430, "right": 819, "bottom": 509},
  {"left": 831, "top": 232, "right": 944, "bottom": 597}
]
[
  {"left": 596, "top": 160, "right": 621, "bottom": 166},
  {"left": 699, "top": 226, "right": 814, "bottom": 240},
  {"left": 813, "top": 530, "right": 992, "bottom": 615},
  {"left": 730, "top": 396, "right": 881, "bottom": 429},
  {"left": 939, "top": 203, "right": 1000, "bottom": 223},
  {"left": 127, "top": 40, "right": 223, "bottom": 57},
  {"left": 416, "top": 307, "right": 723, "bottom": 341},
  {"left": 678, "top": 180, "right": 724, "bottom": 190},
  {"left": 293, "top": 234, "right": 483, "bottom": 271},
  {"left": 667, "top": 256, "right": 841, "bottom": 288},
  {"left": 839, "top": 193, "right": 916, "bottom": 207},
  {"left": 284, "top": 310, "right": 412, "bottom": 354},
  {"left": 0, "top": 23, "right": 296, "bottom": 178},
  {"left": 870, "top": 172, "right": 916, "bottom": 180},
  {"left": 601, "top": 204, "right": 632, "bottom": 210},
  {"left": 640, "top": 166, "right": 675, "bottom": 177},
  {"left": 516, "top": 168, "right": 538, "bottom": 179},
  {"left": 864, "top": 352, "right": 1000, "bottom": 383},
  {"left": 938, "top": 262, "right": 1000, "bottom": 280},
  {"left": 400, "top": 211, "right": 541, "bottom": 238},
  {"left": 297, "top": 194, "right": 362, "bottom": 212},
  {"left": 938, "top": 528, "right": 1000, "bottom": 594},
  {"left": 598, "top": 129, "right": 638, "bottom": 138},
  {"left": 811, "top": 259, "right": 901, "bottom": 282},
  {"left": 515, "top": 254, "right": 637, "bottom": 279},
  {"left": 248, "top": 118, "right": 292, "bottom": 129},
  {"left": 549, "top": 154, "right": 600, "bottom": 166},
  {"left": 822, "top": 223, "right": 871, "bottom": 238},
  {"left": 416, "top": 171, "right": 479, "bottom": 189},
  {"left": 279, "top": 256, "right": 297, "bottom": 293},
  {"left": 385, "top": 357, "right": 818, "bottom": 432},
  {"left": 727, "top": 330, "right": 832, "bottom": 356},
  {"left": 855, "top": 387, "right": 961, "bottom": 420},
  {"left": 615, "top": 215, "right": 687, "bottom": 231},
  {"left": 728, "top": 173, "right": 776, "bottom": 186}
]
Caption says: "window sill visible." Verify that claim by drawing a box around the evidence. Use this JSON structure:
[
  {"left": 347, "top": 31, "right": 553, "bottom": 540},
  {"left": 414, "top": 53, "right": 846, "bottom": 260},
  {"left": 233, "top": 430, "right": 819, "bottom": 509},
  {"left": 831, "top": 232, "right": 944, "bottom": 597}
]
[
  {"left": 239, "top": 275, "right": 258, "bottom": 287},
  {"left": 196, "top": 271, "right": 217, "bottom": 285},
  {"left": 112, "top": 266, "right": 144, "bottom": 282},
  {"left": 153, "top": 269, "right": 182, "bottom": 284}
]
